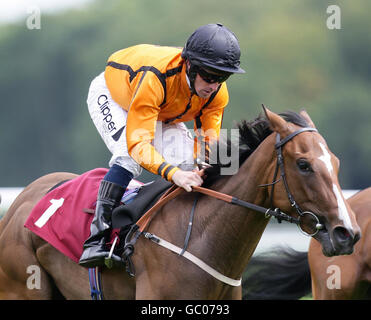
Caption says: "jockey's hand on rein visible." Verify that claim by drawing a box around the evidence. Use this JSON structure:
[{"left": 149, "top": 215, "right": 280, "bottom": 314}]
[{"left": 172, "top": 169, "right": 204, "bottom": 192}]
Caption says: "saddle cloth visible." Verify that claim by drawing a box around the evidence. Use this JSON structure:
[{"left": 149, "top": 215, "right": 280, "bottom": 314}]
[{"left": 23, "top": 168, "right": 145, "bottom": 263}]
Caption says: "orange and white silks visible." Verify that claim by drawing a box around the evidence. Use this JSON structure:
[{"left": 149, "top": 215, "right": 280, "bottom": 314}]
[{"left": 104, "top": 44, "right": 229, "bottom": 181}]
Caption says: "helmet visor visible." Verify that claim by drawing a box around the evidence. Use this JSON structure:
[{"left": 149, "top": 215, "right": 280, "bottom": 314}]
[{"left": 196, "top": 65, "right": 231, "bottom": 83}]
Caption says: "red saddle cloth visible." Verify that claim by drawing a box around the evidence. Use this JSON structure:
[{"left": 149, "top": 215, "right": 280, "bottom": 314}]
[{"left": 24, "top": 168, "right": 140, "bottom": 263}]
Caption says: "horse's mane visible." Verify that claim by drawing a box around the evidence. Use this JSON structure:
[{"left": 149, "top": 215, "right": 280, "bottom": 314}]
[{"left": 203, "top": 110, "right": 309, "bottom": 185}]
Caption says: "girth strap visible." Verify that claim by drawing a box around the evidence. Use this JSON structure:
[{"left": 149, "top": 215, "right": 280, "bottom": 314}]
[
  {"left": 143, "top": 232, "right": 242, "bottom": 287},
  {"left": 88, "top": 267, "right": 103, "bottom": 300}
]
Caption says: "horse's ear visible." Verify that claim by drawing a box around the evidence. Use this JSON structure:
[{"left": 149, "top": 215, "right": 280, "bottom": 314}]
[
  {"left": 299, "top": 109, "right": 316, "bottom": 128},
  {"left": 262, "top": 104, "right": 290, "bottom": 134}
]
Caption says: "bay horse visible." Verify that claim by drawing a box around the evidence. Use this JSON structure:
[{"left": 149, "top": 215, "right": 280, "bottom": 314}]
[
  {"left": 242, "top": 187, "right": 371, "bottom": 300},
  {"left": 0, "top": 107, "right": 361, "bottom": 299}
]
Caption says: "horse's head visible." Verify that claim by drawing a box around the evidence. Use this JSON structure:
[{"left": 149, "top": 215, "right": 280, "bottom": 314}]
[{"left": 263, "top": 106, "right": 361, "bottom": 257}]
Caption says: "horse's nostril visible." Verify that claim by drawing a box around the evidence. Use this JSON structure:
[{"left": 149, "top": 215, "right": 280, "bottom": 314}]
[{"left": 333, "top": 226, "right": 353, "bottom": 243}]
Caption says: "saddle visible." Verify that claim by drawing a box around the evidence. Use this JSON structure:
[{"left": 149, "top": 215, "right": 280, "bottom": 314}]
[
  {"left": 24, "top": 168, "right": 173, "bottom": 266},
  {"left": 45, "top": 174, "right": 173, "bottom": 240},
  {"left": 112, "top": 178, "right": 172, "bottom": 233}
]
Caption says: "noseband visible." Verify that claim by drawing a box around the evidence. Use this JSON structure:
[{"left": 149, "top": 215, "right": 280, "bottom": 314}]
[{"left": 268, "top": 127, "right": 324, "bottom": 236}]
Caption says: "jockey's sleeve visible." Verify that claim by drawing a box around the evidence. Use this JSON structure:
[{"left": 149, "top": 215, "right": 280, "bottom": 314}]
[{"left": 125, "top": 71, "right": 180, "bottom": 181}]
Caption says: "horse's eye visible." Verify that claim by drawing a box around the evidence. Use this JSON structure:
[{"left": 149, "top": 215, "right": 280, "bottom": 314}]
[{"left": 297, "top": 159, "right": 312, "bottom": 172}]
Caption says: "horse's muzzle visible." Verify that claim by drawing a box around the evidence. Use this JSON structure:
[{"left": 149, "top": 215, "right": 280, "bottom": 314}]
[
  {"left": 315, "top": 224, "right": 361, "bottom": 257},
  {"left": 331, "top": 226, "right": 361, "bottom": 255}
]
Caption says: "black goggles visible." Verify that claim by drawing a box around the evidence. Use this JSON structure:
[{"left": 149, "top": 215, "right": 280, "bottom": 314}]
[{"left": 196, "top": 66, "right": 231, "bottom": 84}]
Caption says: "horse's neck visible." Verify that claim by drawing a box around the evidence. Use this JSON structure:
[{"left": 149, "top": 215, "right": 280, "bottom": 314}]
[{"left": 195, "top": 139, "right": 276, "bottom": 278}]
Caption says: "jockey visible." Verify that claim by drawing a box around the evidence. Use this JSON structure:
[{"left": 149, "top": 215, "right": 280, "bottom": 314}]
[{"left": 79, "top": 23, "right": 245, "bottom": 267}]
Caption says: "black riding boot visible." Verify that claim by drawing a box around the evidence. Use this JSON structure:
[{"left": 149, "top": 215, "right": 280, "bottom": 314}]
[{"left": 79, "top": 180, "right": 125, "bottom": 268}]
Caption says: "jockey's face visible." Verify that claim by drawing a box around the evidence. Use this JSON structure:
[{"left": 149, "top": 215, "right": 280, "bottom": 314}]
[
  {"left": 186, "top": 61, "right": 227, "bottom": 98},
  {"left": 193, "top": 72, "right": 221, "bottom": 98}
]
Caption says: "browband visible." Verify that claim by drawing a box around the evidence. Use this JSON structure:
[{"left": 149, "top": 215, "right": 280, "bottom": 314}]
[{"left": 275, "top": 128, "right": 318, "bottom": 149}]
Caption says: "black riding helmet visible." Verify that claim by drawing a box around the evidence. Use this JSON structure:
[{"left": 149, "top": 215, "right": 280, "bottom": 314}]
[
  {"left": 182, "top": 23, "right": 245, "bottom": 73},
  {"left": 182, "top": 23, "right": 245, "bottom": 94}
]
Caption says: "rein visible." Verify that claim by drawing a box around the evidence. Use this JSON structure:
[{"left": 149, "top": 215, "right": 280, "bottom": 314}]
[
  {"left": 121, "top": 127, "right": 324, "bottom": 286},
  {"left": 135, "top": 185, "right": 299, "bottom": 235}
]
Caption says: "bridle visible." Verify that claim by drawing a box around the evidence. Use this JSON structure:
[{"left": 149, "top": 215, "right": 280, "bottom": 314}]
[{"left": 266, "top": 127, "right": 324, "bottom": 236}]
